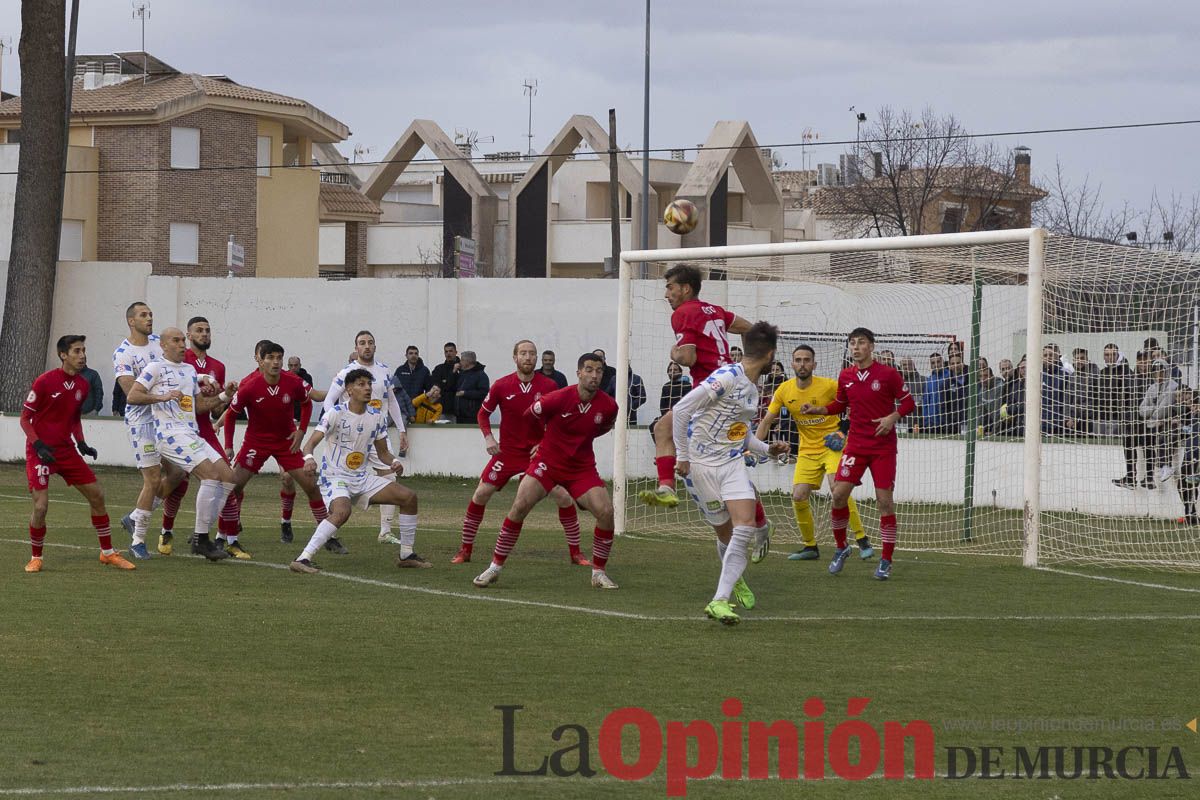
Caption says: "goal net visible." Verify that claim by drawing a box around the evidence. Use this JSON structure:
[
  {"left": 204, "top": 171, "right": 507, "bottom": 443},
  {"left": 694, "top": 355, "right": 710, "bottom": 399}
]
[{"left": 614, "top": 230, "right": 1200, "bottom": 572}]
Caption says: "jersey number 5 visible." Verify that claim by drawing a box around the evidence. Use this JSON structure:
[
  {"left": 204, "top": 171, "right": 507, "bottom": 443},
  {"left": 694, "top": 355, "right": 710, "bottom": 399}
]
[{"left": 703, "top": 319, "right": 729, "bottom": 358}]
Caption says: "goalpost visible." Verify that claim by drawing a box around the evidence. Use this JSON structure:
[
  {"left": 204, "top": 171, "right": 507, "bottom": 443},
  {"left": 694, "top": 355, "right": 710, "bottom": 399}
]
[{"left": 614, "top": 229, "right": 1200, "bottom": 573}]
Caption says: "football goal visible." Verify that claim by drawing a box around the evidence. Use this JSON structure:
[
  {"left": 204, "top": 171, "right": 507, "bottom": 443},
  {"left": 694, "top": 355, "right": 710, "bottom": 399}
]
[{"left": 614, "top": 229, "right": 1200, "bottom": 572}]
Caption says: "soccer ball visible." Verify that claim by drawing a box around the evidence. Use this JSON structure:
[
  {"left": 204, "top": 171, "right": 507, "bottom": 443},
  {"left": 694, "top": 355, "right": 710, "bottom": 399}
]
[{"left": 663, "top": 199, "right": 699, "bottom": 235}]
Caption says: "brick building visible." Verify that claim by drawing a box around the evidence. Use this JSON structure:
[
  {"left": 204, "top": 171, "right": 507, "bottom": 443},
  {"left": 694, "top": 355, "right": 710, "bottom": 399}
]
[{"left": 0, "top": 52, "right": 370, "bottom": 277}]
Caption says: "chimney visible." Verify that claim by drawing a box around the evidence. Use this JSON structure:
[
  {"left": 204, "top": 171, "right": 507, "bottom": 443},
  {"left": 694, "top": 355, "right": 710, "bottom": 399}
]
[
  {"left": 1014, "top": 146, "right": 1031, "bottom": 185},
  {"left": 872, "top": 151, "right": 883, "bottom": 178}
]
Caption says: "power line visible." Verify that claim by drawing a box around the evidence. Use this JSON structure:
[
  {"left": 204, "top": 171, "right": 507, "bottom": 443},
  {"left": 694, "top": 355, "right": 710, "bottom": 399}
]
[{"left": 3, "top": 116, "right": 1199, "bottom": 176}]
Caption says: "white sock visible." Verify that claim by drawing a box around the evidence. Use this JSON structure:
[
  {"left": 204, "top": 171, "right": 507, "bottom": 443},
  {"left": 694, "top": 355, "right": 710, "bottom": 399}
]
[
  {"left": 300, "top": 519, "right": 340, "bottom": 561},
  {"left": 715, "top": 538, "right": 728, "bottom": 562},
  {"left": 714, "top": 525, "right": 753, "bottom": 602},
  {"left": 151, "top": 496, "right": 163, "bottom": 511},
  {"left": 397, "top": 513, "right": 418, "bottom": 558},
  {"left": 194, "top": 480, "right": 231, "bottom": 536},
  {"left": 131, "top": 508, "right": 151, "bottom": 545}
]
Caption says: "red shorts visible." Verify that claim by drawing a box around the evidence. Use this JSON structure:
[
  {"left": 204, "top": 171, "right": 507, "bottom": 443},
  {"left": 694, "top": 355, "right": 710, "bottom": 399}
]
[
  {"left": 834, "top": 450, "right": 897, "bottom": 490},
  {"left": 236, "top": 439, "right": 304, "bottom": 474},
  {"left": 479, "top": 452, "right": 532, "bottom": 490},
  {"left": 526, "top": 459, "right": 605, "bottom": 500},
  {"left": 26, "top": 445, "right": 96, "bottom": 492}
]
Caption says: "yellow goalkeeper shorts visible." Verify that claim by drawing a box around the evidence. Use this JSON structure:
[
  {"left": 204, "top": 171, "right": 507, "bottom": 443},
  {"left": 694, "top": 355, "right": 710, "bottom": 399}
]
[{"left": 792, "top": 449, "right": 841, "bottom": 487}]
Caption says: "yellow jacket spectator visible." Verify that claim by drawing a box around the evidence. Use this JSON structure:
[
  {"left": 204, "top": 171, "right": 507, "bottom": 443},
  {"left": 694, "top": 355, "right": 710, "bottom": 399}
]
[{"left": 413, "top": 386, "right": 444, "bottom": 423}]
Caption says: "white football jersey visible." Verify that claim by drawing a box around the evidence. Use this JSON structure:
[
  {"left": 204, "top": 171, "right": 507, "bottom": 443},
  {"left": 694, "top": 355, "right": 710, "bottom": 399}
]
[
  {"left": 324, "top": 361, "right": 403, "bottom": 428},
  {"left": 134, "top": 360, "right": 202, "bottom": 435},
  {"left": 317, "top": 405, "right": 388, "bottom": 479},
  {"left": 678, "top": 363, "right": 760, "bottom": 467},
  {"left": 113, "top": 334, "right": 162, "bottom": 426}
]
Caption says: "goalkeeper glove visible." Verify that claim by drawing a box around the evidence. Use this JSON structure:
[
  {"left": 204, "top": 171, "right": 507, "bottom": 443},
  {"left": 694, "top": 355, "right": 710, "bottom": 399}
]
[
  {"left": 824, "top": 431, "right": 846, "bottom": 452},
  {"left": 33, "top": 440, "right": 56, "bottom": 464},
  {"left": 77, "top": 441, "right": 98, "bottom": 460}
]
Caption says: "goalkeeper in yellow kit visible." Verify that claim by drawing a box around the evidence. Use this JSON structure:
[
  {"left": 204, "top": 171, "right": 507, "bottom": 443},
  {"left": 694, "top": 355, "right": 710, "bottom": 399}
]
[{"left": 755, "top": 345, "right": 873, "bottom": 561}]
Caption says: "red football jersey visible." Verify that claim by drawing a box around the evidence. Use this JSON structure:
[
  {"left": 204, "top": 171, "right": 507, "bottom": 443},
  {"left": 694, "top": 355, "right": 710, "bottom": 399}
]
[
  {"left": 229, "top": 370, "right": 312, "bottom": 443},
  {"left": 480, "top": 372, "right": 560, "bottom": 455},
  {"left": 671, "top": 298, "right": 737, "bottom": 384},
  {"left": 827, "top": 360, "right": 915, "bottom": 455},
  {"left": 529, "top": 385, "right": 618, "bottom": 473},
  {"left": 23, "top": 369, "right": 87, "bottom": 449},
  {"left": 184, "top": 350, "right": 226, "bottom": 442}
]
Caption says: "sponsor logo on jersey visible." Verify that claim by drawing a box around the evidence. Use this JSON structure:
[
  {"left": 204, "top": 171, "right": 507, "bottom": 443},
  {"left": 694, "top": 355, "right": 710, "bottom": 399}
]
[
  {"left": 727, "top": 421, "right": 748, "bottom": 441},
  {"left": 346, "top": 451, "right": 366, "bottom": 470},
  {"left": 369, "top": 399, "right": 382, "bottom": 409},
  {"left": 706, "top": 500, "right": 723, "bottom": 511},
  {"left": 179, "top": 395, "right": 194, "bottom": 412},
  {"left": 144, "top": 444, "right": 156, "bottom": 454}
]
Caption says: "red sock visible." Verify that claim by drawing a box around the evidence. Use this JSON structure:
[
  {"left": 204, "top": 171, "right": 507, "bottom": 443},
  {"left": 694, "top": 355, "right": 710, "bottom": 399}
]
[
  {"left": 162, "top": 478, "right": 189, "bottom": 531},
  {"left": 831, "top": 506, "right": 850, "bottom": 549},
  {"left": 309, "top": 499, "right": 328, "bottom": 523},
  {"left": 280, "top": 490, "right": 296, "bottom": 522},
  {"left": 754, "top": 500, "right": 768, "bottom": 529},
  {"left": 461, "top": 500, "right": 485, "bottom": 549},
  {"left": 493, "top": 517, "right": 524, "bottom": 566},
  {"left": 30, "top": 525, "right": 46, "bottom": 559},
  {"left": 655, "top": 456, "right": 676, "bottom": 488},
  {"left": 558, "top": 506, "right": 582, "bottom": 555},
  {"left": 592, "top": 527, "right": 614, "bottom": 570},
  {"left": 880, "top": 514, "right": 897, "bottom": 561},
  {"left": 91, "top": 515, "right": 113, "bottom": 552},
  {"left": 218, "top": 491, "right": 240, "bottom": 535}
]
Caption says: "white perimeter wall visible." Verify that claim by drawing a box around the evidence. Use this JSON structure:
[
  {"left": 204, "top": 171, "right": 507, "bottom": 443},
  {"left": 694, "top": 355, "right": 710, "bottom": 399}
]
[{"left": 0, "top": 261, "right": 1184, "bottom": 519}]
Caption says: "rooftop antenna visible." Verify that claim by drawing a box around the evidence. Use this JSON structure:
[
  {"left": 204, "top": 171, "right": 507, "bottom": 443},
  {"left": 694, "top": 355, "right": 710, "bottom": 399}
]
[
  {"left": 523, "top": 78, "right": 538, "bottom": 156},
  {"left": 351, "top": 143, "right": 373, "bottom": 163},
  {"left": 0, "top": 37, "right": 12, "bottom": 95},
  {"left": 131, "top": 1, "right": 150, "bottom": 83}
]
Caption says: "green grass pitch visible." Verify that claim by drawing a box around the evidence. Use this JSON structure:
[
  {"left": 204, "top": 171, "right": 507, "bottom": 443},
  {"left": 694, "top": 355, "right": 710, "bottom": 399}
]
[{"left": 0, "top": 463, "right": 1197, "bottom": 799}]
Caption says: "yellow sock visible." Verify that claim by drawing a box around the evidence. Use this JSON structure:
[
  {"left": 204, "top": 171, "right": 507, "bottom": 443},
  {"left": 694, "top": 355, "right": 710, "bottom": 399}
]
[
  {"left": 792, "top": 499, "right": 816, "bottom": 547},
  {"left": 848, "top": 497, "right": 866, "bottom": 540}
]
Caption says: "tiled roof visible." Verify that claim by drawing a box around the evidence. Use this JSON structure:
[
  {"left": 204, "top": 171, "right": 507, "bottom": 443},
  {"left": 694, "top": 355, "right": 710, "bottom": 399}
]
[
  {"left": 0, "top": 73, "right": 312, "bottom": 118},
  {"left": 320, "top": 182, "right": 380, "bottom": 218}
]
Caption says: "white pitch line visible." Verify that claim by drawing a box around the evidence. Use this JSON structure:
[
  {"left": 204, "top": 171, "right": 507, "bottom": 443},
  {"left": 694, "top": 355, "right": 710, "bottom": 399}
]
[
  {"left": 1035, "top": 566, "right": 1200, "bottom": 594},
  {"left": 3, "top": 538, "right": 1197, "bottom": 623}
]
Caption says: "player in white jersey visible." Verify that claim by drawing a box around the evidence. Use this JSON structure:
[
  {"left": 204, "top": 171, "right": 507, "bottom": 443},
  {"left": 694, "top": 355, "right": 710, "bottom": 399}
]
[
  {"left": 112, "top": 301, "right": 185, "bottom": 558},
  {"left": 290, "top": 368, "right": 420, "bottom": 574},
  {"left": 125, "top": 327, "right": 239, "bottom": 562},
  {"left": 672, "top": 321, "right": 787, "bottom": 625},
  {"left": 323, "top": 331, "right": 422, "bottom": 561}
]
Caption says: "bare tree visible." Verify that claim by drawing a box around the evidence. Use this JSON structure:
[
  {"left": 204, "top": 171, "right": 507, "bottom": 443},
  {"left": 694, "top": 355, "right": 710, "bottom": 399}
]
[
  {"left": 1033, "top": 159, "right": 1132, "bottom": 243},
  {"left": 826, "top": 107, "right": 1024, "bottom": 238},
  {"left": 0, "top": 1, "right": 67, "bottom": 411}
]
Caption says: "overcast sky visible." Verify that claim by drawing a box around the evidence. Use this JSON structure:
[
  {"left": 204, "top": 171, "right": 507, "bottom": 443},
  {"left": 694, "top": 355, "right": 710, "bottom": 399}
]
[{"left": 2, "top": 0, "right": 1197, "bottom": 223}]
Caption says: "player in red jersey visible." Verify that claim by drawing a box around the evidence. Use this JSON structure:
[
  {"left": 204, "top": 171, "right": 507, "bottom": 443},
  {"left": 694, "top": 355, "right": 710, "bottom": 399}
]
[
  {"left": 473, "top": 353, "right": 620, "bottom": 590},
  {"left": 801, "top": 327, "right": 916, "bottom": 581},
  {"left": 151, "top": 315, "right": 243, "bottom": 556},
  {"left": 643, "top": 263, "right": 753, "bottom": 507},
  {"left": 454, "top": 339, "right": 590, "bottom": 565},
  {"left": 220, "top": 341, "right": 331, "bottom": 547},
  {"left": 21, "top": 335, "right": 135, "bottom": 573}
]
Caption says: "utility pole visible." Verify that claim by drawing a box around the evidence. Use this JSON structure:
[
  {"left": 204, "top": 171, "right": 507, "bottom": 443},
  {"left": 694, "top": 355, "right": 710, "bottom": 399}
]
[
  {"left": 608, "top": 109, "right": 620, "bottom": 274},
  {"left": 523, "top": 78, "right": 537, "bottom": 156},
  {"left": 0, "top": 37, "right": 12, "bottom": 96}
]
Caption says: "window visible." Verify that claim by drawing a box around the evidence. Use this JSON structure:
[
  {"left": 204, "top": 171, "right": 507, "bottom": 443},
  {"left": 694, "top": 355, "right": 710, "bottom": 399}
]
[
  {"left": 257, "top": 135, "right": 271, "bottom": 177},
  {"left": 58, "top": 220, "right": 84, "bottom": 262},
  {"left": 170, "top": 126, "right": 200, "bottom": 169},
  {"left": 941, "top": 207, "right": 962, "bottom": 234},
  {"left": 169, "top": 222, "right": 199, "bottom": 264}
]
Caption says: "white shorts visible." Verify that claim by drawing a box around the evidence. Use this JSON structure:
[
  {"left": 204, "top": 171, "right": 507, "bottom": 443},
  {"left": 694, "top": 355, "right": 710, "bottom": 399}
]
[
  {"left": 156, "top": 430, "right": 223, "bottom": 472},
  {"left": 319, "top": 472, "right": 394, "bottom": 511},
  {"left": 683, "top": 458, "right": 756, "bottom": 527},
  {"left": 128, "top": 421, "right": 161, "bottom": 467}
]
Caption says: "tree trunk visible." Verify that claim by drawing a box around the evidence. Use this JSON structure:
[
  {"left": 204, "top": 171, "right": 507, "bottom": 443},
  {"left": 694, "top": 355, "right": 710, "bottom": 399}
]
[{"left": 0, "top": 1, "right": 66, "bottom": 411}]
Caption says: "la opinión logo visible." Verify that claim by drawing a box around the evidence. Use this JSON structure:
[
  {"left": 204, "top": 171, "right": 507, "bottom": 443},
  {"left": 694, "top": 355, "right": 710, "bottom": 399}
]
[{"left": 496, "top": 697, "right": 935, "bottom": 796}]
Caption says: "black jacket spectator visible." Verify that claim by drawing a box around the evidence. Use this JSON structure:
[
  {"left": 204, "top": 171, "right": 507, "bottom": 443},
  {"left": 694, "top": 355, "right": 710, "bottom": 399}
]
[
  {"left": 395, "top": 357, "right": 432, "bottom": 401},
  {"left": 455, "top": 360, "right": 490, "bottom": 426},
  {"left": 627, "top": 368, "right": 646, "bottom": 425},
  {"left": 599, "top": 364, "right": 617, "bottom": 398},
  {"left": 431, "top": 357, "right": 461, "bottom": 419},
  {"left": 540, "top": 366, "right": 568, "bottom": 389},
  {"left": 659, "top": 374, "right": 691, "bottom": 415},
  {"left": 291, "top": 367, "right": 314, "bottom": 421},
  {"left": 79, "top": 366, "right": 104, "bottom": 415}
]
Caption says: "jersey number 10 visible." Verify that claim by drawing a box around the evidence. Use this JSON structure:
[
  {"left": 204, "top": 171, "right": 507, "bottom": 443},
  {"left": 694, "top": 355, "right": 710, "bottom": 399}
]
[{"left": 703, "top": 319, "right": 729, "bottom": 359}]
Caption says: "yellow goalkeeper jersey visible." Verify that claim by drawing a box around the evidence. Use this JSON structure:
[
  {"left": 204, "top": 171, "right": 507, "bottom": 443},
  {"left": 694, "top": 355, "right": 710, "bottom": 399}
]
[{"left": 768, "top": 376, "right": 840, "bottom": 456}]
